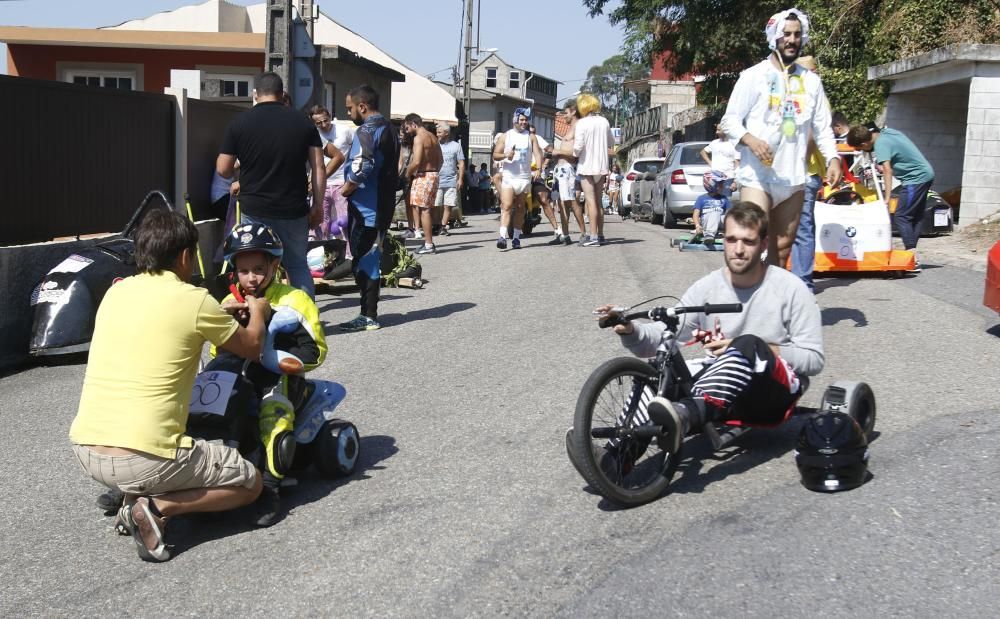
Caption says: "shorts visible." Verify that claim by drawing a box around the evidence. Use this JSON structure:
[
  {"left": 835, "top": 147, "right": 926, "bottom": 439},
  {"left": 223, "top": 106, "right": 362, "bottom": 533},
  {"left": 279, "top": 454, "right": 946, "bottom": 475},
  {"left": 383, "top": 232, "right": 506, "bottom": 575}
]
[
  {"left": 553, "top": 163, "right": 576, "bottom": 201},
  {"left": 72, "top": 440, "right": 258, "bottom": 495},
  {"left": 501, "top": 175, "right": 531, "bottom": 195},
  {"left": 737, "top": 157, "right": 803, "bottom": 205},
  {"left": 410, "top": 172, "right": 440, "bottom": 209},
  {"left": 435, "top": 186, "right": 458, "bottom": 207},
  {"left": 578, "top": 174, "right": 607, "bottom": 185}
]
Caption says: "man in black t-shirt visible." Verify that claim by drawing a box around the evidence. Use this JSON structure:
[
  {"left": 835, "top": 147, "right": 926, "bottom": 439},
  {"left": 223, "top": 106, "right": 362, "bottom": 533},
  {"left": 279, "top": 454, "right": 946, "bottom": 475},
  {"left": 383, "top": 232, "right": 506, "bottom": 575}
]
[{"left": 216, "top": 72, "right": 325, "bottom": 298}]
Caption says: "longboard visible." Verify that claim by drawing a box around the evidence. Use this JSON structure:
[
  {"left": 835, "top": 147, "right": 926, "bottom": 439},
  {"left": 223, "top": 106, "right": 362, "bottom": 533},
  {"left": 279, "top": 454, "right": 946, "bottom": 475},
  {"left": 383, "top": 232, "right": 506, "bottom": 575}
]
[{"left": 672, "top": 235, "right": 723, "bottom": 251}]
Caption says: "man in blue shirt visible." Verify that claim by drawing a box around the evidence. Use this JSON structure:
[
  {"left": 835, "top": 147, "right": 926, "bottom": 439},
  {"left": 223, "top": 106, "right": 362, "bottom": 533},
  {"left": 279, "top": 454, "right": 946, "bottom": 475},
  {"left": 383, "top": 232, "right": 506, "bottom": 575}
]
[
  {"left": 338, "top": 85, "right": 400, "bottom": 331},
  {"left": 847, "top": 125, "right": 934, "bottom": 272}
]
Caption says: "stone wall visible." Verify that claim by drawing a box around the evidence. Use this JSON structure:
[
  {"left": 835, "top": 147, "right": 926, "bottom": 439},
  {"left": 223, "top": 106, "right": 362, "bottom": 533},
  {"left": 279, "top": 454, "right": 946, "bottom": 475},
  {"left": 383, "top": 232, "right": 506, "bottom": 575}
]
[{"left": 961, "top": 76, "right": 1000, "bottom": 224}]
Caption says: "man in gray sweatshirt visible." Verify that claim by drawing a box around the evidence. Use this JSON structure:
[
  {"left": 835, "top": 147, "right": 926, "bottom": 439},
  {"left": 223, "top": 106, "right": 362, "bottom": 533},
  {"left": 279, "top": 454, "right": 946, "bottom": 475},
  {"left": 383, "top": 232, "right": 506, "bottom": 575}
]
[{"left": 596, "top": 202, "right": 823, "bottom": 455}]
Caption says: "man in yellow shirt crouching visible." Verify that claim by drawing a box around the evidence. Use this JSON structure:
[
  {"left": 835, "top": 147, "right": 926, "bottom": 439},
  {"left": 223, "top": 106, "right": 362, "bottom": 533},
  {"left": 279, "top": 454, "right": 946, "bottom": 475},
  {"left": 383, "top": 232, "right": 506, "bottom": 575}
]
[{"left": 69, "top": 208, "right": 270, "bottom": 562}]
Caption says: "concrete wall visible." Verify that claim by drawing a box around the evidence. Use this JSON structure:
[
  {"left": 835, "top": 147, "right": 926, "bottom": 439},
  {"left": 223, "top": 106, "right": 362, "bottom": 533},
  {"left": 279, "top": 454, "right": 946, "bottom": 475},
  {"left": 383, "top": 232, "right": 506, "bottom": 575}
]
[
  {"left": 961, "top": 76, "right": 1000, "bottom": 224},
  {"left": 883, "top": 84, "right": 968, "bottom": 195},
  {"left": 650, "top": 81, "right": 696, "bottom": 118}
]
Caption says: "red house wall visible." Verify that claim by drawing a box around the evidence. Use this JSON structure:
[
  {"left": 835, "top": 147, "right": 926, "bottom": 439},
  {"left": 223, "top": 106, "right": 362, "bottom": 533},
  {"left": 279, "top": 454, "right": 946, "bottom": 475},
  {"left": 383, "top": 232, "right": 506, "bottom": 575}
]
[{"left": 8, "top": 44, "right": 262, "bottom": 92}]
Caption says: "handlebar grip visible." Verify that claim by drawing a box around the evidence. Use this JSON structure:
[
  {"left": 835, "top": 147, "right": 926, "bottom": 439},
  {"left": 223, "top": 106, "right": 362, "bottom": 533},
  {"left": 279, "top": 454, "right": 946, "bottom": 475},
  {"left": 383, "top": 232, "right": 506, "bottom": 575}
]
[
  {"left": 702, "top": 303, "right": 743, "bottom": 314},
  {"left": 598, "top": 314, "right": 625, "bottom": 329}
]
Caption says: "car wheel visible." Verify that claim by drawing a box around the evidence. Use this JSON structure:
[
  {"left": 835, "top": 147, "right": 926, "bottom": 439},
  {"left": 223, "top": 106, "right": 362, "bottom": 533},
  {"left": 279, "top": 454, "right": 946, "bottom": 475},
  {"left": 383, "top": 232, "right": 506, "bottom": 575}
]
[{"left": 662, "top": 208, "right": 676, "bottom": 229}]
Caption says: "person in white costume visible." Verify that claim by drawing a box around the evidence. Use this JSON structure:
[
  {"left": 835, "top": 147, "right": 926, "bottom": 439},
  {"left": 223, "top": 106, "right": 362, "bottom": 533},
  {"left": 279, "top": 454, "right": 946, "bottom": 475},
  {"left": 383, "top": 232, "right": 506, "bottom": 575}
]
[
  {"left": 492, "top": 109, "right": 542, "bottom": 250},
  {"left": 720, "top": 7, "right": 842, "bottom": 268}
]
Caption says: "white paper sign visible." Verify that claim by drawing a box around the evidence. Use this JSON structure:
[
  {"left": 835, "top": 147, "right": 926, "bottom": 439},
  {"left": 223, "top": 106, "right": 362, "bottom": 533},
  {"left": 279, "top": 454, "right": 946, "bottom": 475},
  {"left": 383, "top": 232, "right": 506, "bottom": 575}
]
[
  {"left": 50, "top": 254, "right": 94, "bottom": 274},
  {"left": 189, "top": 371, "right": 239, "bottom": 416}
]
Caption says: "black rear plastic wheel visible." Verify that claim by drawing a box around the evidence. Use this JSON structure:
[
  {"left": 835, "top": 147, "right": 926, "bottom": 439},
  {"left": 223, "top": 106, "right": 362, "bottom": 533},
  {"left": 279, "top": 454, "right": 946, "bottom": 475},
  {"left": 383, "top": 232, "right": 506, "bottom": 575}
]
[
  {"left": 315, "top": 419, "right": 361, "bottom": 478},
  {"left": 570, "top": 357, "right": 678, "bottom": 507},
  {"left": 820, "top": 381, "right": 876, "bottom": 440}
]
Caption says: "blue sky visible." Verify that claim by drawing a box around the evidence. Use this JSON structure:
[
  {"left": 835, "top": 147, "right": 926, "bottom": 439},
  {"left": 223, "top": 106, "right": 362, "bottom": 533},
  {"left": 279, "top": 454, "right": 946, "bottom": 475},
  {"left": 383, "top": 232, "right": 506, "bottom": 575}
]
[{"left": 0, "top": 0, "right": 627, "bottom": 100}]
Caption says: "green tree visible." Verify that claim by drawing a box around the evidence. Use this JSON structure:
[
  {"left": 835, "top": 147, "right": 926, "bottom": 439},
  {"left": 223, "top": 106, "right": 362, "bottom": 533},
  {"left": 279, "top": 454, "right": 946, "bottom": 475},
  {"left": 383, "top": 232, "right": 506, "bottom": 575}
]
[
  {"left": 581, "top": 54, "right": 651, "bottom": 125},
  {"left": 582, "top": 0, "right": 1000, "bottom": 124}
]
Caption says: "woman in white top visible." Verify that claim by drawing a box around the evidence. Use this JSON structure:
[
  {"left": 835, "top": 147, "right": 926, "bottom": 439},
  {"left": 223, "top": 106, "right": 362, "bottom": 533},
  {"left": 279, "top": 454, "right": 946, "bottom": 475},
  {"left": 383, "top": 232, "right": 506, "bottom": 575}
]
[{"left": 572, "top": 93, "right": 616, "bottom": 246}]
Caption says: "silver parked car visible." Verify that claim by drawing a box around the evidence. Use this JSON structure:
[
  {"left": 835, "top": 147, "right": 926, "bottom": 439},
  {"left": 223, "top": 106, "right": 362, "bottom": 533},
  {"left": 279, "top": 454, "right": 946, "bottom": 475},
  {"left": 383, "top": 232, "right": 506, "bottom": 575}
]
[
  {"left": 652, "top": 141, "right": 740, "bottom": 227},
  {"left": 622, "top": 157, "right": 665, "bottom": 209}
]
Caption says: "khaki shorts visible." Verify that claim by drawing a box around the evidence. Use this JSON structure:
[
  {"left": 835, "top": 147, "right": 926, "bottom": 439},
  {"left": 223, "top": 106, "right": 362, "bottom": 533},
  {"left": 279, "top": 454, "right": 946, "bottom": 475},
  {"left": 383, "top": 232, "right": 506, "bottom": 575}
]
[
  {"left": 435, "top": 187, "right": 458, "bottom": 207},
  {"left": 72, "top": 439, "right": 258, "bottom": 496}
]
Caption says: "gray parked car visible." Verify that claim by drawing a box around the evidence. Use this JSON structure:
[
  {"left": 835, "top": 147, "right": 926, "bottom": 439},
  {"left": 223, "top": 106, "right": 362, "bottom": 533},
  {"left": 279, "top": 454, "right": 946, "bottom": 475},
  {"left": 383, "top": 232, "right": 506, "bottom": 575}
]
[{"left": 652, "top": 141, "right": 740, "bottom": 227}]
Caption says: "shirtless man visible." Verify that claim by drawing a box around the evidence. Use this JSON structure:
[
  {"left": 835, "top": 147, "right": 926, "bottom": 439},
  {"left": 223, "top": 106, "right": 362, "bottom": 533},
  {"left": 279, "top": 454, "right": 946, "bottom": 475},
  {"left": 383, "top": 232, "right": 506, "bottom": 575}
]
[
  {"left": 403, "top": 113, "right": 444, "bottom": 255},
  {"left": 493, "top": 109, "right": 542, "bottom": 250},
  {"left": 720, "top": 7, "right": 841, "bottom": 268},
  {"left": 550, "top": 101, "right": 587, "bottom": 245},
  {"left": 528, "top": 125, "right": 560, "bottom": 245}
]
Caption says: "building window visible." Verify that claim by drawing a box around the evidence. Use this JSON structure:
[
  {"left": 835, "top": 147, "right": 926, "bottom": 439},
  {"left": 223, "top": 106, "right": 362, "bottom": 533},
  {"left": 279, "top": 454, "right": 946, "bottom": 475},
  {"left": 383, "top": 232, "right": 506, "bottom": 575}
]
[
  {"left": 509, "top": 71, "right": 520, "bottom": 90},
  {"left": 210, "top": 74, "right": 252, "bottom": 98},
  {"left": 486, "top": 67, "right": 497, "bottom": 88},
  {"left": 496, "top": 110, "right": 504, "bottom": 133},
  {"left": 221, "top": 79, "right": 250, "bottom": 97},
  {"left": 66, "top": 70, "right": 134, "bottom": 90}
]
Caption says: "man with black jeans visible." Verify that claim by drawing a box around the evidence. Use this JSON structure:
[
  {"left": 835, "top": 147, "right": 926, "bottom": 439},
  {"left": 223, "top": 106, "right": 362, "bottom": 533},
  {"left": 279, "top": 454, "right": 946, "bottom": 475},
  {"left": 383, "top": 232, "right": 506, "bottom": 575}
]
[
  {"left": 337, "top": 84, "right": 400, "bottom": 331},
  {"left": 216, "top": 72, "right": 325, "bottom": 298},
  {"left": 847, "top": 125, "right": 934, "bottom": 272},
  {"left": 595, "top": 203, "right": 824, "bottom": 456}
]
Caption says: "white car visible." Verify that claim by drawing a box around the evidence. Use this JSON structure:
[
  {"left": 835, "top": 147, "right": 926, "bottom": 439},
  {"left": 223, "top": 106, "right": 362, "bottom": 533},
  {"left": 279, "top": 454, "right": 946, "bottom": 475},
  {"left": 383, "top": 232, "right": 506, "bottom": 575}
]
[{"left": 621, "top": 157, "right": 666, "bottom": 207}]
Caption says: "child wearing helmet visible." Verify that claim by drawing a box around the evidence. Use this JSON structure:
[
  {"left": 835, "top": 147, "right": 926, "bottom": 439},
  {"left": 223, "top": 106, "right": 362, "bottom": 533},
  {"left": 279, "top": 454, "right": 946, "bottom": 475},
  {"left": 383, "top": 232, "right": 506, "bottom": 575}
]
[
  {"left": 215, "top": 223, "right": 328, "bottom": 526},
  {"left": 692, "top": 173, "right": 731, "bottom": 241}
]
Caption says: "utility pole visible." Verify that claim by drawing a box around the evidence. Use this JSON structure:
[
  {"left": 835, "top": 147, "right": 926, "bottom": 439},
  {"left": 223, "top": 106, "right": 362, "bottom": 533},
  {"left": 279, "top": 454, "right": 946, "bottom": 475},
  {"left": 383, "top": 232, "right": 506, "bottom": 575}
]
[
  {"left": 461, "top": 0, "right": 474, "bottom": 156},
  {"left": 264, "top": 0, "right": 320, "bottom": 110},
  {"left": 264, "top": 0, "right": 293, "bottom": 90}
]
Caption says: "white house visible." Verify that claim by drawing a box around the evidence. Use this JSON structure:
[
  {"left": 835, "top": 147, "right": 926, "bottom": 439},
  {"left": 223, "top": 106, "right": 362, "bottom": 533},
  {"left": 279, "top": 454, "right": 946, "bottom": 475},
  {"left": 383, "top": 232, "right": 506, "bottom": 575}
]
[{"left": 109, "top": 0, "right": 457, "bottom": 124}]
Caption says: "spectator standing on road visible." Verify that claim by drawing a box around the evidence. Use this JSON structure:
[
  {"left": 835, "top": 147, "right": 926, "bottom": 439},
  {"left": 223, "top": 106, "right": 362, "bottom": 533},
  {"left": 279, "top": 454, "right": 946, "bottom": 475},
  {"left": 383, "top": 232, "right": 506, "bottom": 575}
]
[
  {"left": 403, "top": 114, "right": 443, "bottom": 255},
  {"left": 493, "top": 109, "right": 542, "bottom": 250},
  {"left": 69, "top": 209, "right": 266, "bottom": 562},
  {"left": 398, "top": 126, "right": 419, "bottom": 238},
  {"left": 830, "top": 110, "right": 855, "bottom": 171},
  {"left": 435, "top": 122, "right": 466, "bottom": 235},
  {"left": 309, "top": 105, "right": 349, "bottom": 243},
  {"left": 720, "top": 8, "right": 841, "bottom": 270},
  {"left": 551, "top": 101, "right": 587, "bottom": 245},
  {"left": 466, "top": 165, "right": 481, "bottom": 214},
  {"left": 216, "top": 72, "right": 324, "bottom": 298},
  {"left": 847, "top": 124, "right": 934, "bottom": 272},
  {"left": 573, "top": 93, "right": 615, "bottom": 247},
  {"left": 338, "top": 85, "right": 400, "bottom": 331},
  {"left": 787, "top": 55, "right": 827, "bottom": 292},
  {"left": 699, "top": 124, "right": 740, "bottom": 197},
  {"left": 606, "top": 163, "right": 623, "bottom": 214},
  {"left": 478, "top": 162, "right": 493, "bottom": 213},
  {"left": 527, "top": 124, "right": 561, "bottom": 245}
]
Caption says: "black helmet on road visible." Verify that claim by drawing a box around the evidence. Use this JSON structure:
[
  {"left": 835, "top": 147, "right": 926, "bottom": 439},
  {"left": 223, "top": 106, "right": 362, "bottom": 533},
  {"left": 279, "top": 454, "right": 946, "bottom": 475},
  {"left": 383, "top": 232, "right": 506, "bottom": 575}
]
[
  {"left": 795, "top": 411, "right": 870, "bottom": 492},
  {"left": 224, "top": 223, "right": 283, "bottom": 265}
]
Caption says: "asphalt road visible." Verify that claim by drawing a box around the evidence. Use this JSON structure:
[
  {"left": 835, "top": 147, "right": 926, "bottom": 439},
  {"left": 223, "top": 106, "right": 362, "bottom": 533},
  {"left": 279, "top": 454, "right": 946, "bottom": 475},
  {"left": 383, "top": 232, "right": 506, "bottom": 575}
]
[{"left": 2, "top": 213, "right": 997, "bottom": 616}]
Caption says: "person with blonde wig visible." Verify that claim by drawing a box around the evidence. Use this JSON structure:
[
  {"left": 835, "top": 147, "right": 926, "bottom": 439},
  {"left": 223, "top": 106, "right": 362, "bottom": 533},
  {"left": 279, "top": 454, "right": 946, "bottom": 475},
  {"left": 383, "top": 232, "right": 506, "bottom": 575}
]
[{"left": 572, "top": 93, "right": 615, "bottom": 246}]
